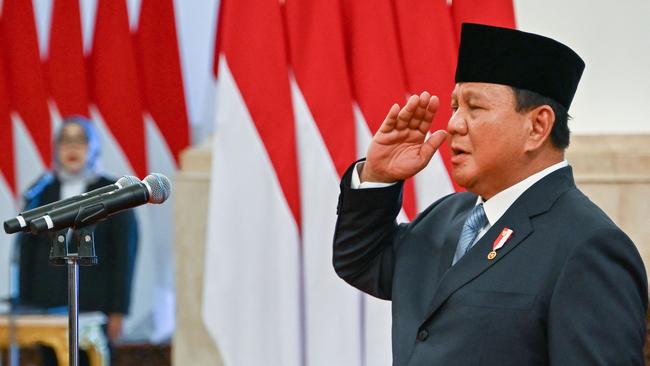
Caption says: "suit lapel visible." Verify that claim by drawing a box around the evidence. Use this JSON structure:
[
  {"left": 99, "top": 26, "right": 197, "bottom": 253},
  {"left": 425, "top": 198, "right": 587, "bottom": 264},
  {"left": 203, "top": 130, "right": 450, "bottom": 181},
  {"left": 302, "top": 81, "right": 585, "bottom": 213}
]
[
  {"left": 423, "top": 204, "right": 533, "bottom": 322},
  {"left": 421, "top": 166, "right": 576, "bottom": 324}
]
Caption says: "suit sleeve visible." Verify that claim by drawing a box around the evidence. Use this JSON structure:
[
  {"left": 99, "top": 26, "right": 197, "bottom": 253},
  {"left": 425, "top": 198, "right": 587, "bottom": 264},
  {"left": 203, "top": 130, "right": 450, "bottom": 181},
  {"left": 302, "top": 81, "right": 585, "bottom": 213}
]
[
  {"left": 106, "top": 209, "right": 139, "bottom": 314},
  {"left": 332, "top": 161, "right": 407, "bottom": 300},
  {"left": 548, "top": 227, "right": 648, "bottom": 365}
]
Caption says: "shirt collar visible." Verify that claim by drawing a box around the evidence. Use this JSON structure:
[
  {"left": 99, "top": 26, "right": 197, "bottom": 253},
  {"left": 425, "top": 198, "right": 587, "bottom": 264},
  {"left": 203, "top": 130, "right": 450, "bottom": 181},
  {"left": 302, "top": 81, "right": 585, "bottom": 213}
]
[{"left": 477, "top": 160, "right": 568, "bottom": 225}]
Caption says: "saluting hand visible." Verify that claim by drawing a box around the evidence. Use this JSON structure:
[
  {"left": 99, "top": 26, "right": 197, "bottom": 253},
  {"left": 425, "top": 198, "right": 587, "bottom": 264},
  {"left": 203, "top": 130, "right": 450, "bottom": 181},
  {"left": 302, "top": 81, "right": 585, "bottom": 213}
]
[{"left": 361, "top": 91, "right": 448, "bottom": 183}]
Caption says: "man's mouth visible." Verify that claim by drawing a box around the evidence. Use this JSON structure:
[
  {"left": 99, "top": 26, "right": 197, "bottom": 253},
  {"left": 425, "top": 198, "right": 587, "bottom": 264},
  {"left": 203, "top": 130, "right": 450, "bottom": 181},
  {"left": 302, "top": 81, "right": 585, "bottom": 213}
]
[
  {"left": 451, "top": 145, "right": 469, "bottom": 156},
  {"left": 450, "top": 145, "right": 470, "bottom": 163}
]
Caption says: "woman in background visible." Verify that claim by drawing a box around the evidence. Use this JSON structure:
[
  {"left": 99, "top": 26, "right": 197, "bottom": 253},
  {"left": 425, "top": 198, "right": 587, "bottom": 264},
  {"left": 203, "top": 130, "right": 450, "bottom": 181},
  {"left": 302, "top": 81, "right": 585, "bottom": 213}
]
[{"left": 18, "top": 116, "right": 138, "bottom": 366}]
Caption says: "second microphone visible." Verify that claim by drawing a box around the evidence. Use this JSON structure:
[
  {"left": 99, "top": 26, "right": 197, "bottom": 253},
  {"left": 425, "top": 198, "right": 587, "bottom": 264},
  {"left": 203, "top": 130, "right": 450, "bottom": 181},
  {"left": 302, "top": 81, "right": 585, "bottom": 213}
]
[{"left": 29, "top": 173, "right": 171, "bottom": 234}]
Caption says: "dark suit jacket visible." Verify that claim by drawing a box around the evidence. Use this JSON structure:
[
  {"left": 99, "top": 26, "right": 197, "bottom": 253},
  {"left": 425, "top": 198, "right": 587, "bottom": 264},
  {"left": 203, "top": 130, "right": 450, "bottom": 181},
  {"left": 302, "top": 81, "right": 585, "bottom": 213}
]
[
  {"left": 333, "top": 163, "right": 647, "bottom": 366},
  {"left": 18, "top": 175, "right": 138, "bottom": 315}
]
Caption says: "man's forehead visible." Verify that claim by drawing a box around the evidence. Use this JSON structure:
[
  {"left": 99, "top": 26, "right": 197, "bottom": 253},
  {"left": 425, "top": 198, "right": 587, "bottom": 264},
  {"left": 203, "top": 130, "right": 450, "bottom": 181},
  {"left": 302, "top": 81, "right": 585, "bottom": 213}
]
[{"left": 451, "top": 82, "right": 512, "bottom": 100}]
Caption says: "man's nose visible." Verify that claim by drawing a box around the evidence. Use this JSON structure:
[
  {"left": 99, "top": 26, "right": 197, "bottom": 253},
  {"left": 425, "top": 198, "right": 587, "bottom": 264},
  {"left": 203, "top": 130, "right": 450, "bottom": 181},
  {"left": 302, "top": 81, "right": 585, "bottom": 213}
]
[{"left": 447, "top": 110, "right": 468, "bottom": 135}]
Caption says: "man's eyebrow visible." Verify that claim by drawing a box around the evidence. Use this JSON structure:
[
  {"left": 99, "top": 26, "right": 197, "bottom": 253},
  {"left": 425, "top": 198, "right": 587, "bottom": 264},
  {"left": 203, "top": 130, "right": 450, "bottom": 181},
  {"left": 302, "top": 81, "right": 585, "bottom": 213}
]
[
  {"left": 451, "top": 89, "right": 483, "bottom": 105},
  {"left": 463, "top": 89, "right": 481, "bottom": 100}
]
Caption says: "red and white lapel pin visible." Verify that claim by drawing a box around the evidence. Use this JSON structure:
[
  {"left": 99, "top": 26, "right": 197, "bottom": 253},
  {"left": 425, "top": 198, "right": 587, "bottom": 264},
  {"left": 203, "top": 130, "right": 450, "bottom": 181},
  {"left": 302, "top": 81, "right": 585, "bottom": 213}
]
[{"left": 487, "top": 227, "right": 514, "bottom": 260}]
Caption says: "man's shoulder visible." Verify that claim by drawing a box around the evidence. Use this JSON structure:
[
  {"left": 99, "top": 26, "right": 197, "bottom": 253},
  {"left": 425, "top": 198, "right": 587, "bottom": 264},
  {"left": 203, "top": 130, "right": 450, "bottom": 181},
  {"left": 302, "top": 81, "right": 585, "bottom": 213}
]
[
  {"left": 517, "top": 165, "right": 620, "bottom": 235},
  {"left": 553, "top": 186, "right": 620, "bottom": 232},
  {"left": 539, "top": 186, "right": 638, "bottom": 257}
]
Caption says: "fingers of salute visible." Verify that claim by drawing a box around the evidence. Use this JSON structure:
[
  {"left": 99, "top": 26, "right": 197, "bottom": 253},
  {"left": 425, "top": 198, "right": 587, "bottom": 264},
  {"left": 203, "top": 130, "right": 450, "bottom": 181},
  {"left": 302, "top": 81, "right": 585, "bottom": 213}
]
[{"left": 380, "top": 91, "right": 440, "bottom": 136}]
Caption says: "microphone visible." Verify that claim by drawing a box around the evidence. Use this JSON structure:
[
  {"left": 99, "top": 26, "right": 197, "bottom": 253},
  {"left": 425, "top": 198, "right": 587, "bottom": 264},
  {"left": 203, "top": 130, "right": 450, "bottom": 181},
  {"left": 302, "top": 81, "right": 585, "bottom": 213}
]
[
  {"left": 3, "top": 175, "right": 140, "bottom": 234},
  {"left": 28, "top": 173, "right": 171, "bottom": 234}
]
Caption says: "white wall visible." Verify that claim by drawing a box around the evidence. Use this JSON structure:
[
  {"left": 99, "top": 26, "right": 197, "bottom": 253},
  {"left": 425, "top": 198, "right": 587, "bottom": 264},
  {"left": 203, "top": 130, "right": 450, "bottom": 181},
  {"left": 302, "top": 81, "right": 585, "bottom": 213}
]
[{"left": 515, "top": 0, "right": 650, "bottom": 134}]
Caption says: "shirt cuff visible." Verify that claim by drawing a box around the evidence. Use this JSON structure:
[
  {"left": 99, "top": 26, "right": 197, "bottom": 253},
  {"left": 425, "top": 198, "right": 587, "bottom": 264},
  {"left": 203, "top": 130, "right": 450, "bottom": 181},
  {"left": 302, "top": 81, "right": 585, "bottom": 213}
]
[{"left": 351, "top": 162, "right": 398, "bottom": 189}]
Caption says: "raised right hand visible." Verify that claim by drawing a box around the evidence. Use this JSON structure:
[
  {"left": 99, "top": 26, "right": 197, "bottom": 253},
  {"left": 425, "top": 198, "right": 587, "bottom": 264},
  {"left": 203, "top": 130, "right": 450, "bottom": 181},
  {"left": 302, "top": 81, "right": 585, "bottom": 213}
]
[{"left": 361, "top": 91, "right": 448, "bottom": 183}]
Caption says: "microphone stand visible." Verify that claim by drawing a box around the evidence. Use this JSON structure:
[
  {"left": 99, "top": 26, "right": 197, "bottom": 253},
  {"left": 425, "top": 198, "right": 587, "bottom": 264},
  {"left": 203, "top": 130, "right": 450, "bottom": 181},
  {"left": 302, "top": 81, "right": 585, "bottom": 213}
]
[
  {"left": 48, "top": 224, "right": 97, "bottom": 366},
  {"left": 1, "top": 236, "right": 21, "bottom": 366}
]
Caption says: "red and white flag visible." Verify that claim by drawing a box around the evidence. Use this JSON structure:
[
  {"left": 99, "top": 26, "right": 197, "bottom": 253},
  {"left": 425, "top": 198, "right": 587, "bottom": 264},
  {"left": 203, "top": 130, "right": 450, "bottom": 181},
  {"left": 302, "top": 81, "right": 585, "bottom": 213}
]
[
  {"left": 133, "top": 0, "right": 190, "bottom": 341},
  {"left": 0, "top": 19, "right": 17, "bottom": 302},
  {"left": 284, "top": 0, "right": 363, "bottom": 364},
  {"left": 393, "top": 0, "right": 457, "bottom": 205},
  {"left": 1, "top": 0, "right": 51, "bottom": 304},
  {"left": 341, "top": 0, "right": 419, "bottom": 221},
  {"left": 135, "top": 0, "right": 189, "bottom": 167},
  {"left": 203, "top": 0, "right": 303, "bottom": 364},
  {"left": 44, "top": 0, "right": 89, "bottom": 118},
  {"left": 1, "top": 0, "right": 51, "bottom": 192},
  {"left": 450, "top": 0, "right": 516, "bottom": 41},
  {"left": 339, "top": 0, "right": 411, "bottom": 363},
  {"left": 0, "top": 29, "right": 14, "bottom": 196},
  {"left": 88, "top": 0, "right": 146, "bottom": 178},
  {"left": 87, "top": 0, "right": 174, "bottom": 341}
]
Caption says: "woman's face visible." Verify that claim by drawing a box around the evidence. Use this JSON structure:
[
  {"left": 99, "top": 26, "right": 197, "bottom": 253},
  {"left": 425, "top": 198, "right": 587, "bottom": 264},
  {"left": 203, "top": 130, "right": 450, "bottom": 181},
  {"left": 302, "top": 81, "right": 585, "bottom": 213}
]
[{"left": 57, "top": 123, "right": 89, "bottom": 174}]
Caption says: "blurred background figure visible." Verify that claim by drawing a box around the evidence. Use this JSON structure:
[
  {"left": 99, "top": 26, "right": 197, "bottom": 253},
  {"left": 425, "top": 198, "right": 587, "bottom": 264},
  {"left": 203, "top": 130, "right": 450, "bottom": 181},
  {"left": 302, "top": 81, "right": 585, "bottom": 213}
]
[{"left": 17, "top": 116, "right": 138, "bottom": 366}]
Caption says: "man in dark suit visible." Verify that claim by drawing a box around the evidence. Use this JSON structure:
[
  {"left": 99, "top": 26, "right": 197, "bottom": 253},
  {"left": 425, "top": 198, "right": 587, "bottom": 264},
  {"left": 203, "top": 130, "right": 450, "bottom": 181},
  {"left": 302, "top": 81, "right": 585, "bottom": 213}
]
[
  {"left": 18, "top": 116, "right": 138, "bottom": 365},
  {"left": 333, "top": 23, "right": 647, "bottom": 365}
]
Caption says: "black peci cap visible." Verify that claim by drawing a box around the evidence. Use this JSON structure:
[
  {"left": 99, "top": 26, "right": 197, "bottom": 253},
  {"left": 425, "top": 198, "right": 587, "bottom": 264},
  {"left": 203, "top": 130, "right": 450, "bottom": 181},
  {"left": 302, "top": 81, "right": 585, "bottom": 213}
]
[{"left": 455, "top": 23, "right": 585, "bottom": 109}]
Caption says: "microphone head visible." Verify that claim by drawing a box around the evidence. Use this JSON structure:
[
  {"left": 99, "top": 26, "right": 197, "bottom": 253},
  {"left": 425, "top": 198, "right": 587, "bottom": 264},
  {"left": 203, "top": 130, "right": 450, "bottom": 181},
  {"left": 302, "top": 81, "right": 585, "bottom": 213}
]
[
  {"left": 143, "top": 173, "right": 172, "bottom": 204},
  {"left": 116, "top": 175, "right": 140, "bottom": 188},
  {"left": 3, "top": 217, "right": 22, "bottom": 234}
]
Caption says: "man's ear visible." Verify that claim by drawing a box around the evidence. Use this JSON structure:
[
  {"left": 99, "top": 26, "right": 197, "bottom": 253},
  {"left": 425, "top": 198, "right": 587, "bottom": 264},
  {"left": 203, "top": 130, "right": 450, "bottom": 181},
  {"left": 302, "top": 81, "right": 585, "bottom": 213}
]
[{"left": 525, "top": 105, "right": 555, "bottom": 152}]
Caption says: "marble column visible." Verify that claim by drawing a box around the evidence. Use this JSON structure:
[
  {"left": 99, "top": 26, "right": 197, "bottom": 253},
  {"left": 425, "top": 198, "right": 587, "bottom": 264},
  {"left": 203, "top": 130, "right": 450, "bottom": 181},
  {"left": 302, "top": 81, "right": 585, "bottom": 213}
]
[{"left": 173, "top": 139, "right": 222, "bottom": 366}]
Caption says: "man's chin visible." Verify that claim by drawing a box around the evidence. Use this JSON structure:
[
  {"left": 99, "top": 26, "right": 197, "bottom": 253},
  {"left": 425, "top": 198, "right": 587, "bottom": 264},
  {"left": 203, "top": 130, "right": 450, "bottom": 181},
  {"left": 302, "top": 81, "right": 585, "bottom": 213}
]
[{"left": 450, "top": 167, "right": 473, "bottom": 189}]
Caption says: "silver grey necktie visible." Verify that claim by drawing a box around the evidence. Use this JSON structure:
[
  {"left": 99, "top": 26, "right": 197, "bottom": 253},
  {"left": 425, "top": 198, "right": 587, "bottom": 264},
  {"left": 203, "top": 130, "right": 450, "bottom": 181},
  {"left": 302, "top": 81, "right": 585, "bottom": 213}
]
[{"left": 452, "top": 203, "right": 488, "bottom": 265}]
